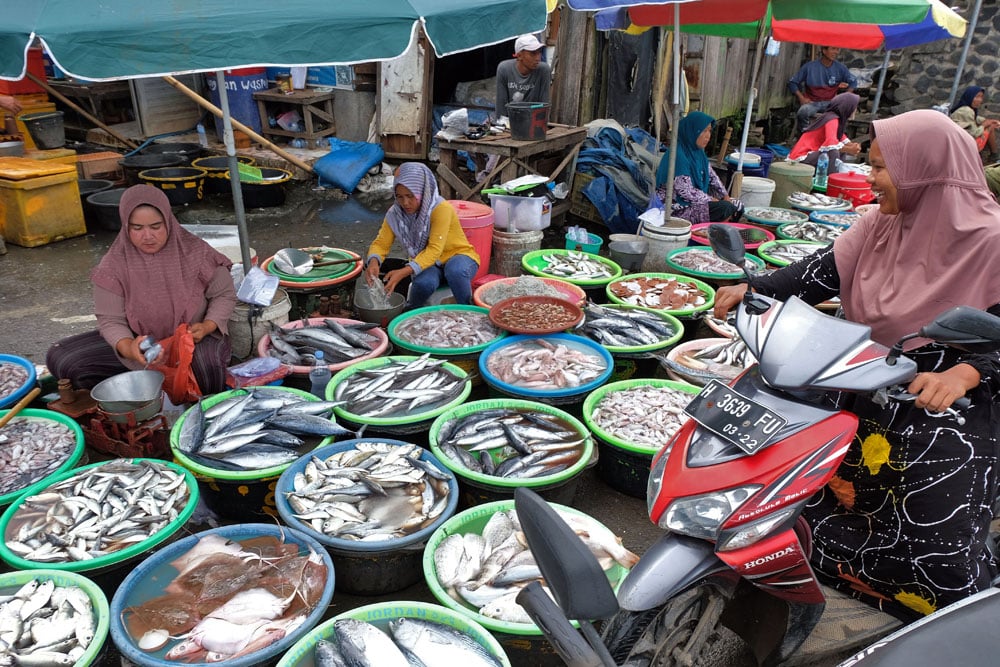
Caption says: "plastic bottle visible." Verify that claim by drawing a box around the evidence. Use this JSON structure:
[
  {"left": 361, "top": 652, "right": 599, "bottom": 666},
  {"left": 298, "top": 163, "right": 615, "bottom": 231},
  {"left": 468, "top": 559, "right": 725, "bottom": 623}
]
[
  {"left": 309, "top": 351, "right": 332, "bottom": 398},
  {"left": 196, "top": 123, "right": 208, "bottom": 148},
  {"left": 813, "top": 151, "right": 829, "bottom": 190}
]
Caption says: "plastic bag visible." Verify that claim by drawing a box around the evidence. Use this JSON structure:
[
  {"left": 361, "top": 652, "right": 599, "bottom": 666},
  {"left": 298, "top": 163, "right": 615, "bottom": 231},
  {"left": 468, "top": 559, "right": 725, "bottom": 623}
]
[{"left": 151, "top": 324, "right": 201, "bottom": 405}]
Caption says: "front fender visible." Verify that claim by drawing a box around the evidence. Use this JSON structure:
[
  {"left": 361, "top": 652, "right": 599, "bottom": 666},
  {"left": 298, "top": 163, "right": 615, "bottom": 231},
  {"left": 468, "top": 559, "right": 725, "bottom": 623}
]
[{"left": 616, "top": 532, "right": 736, "bottom": 612}]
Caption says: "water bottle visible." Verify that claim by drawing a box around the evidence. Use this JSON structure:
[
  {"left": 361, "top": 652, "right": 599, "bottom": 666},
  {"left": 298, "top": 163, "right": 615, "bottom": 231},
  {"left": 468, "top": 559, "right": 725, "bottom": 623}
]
[
  {"left": 813, "top": 151, "right": 829, "bottom": 190},
  {"left": 309, "top": 351, "right": 332, "bottom": 398},
  {"left": 196, "top": 123, "right": 208, "bottom": 148}
]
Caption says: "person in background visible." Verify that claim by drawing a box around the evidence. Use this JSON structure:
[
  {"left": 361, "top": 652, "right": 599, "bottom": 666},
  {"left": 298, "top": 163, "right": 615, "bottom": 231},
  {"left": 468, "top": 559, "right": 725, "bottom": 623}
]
[
  {"left": 788, "top": 46, "right": 858, "bottom": 134},
  {"left": 788, "top": 92, "right": 863, "bottom": 170},
  {"left": 713, "top": 109, "right": 1000, "bottom": 620},
  {"left": 495, "top": 34, "right": 551, "bottom": 123},
  {"left": 0, "top": 95, "right": 22, "bottom": 115},
  {"left": 364, "top": 163, "right": 479, "bottom": 310},
  {"left": 655, "top": 111, "right": 743, "bottom": 224},
  {"left": 950, "top": 85, "right": 1000, "bottom": 163},
  {"left": 46, "top": 185, "right": 237, "bottom": 394}
]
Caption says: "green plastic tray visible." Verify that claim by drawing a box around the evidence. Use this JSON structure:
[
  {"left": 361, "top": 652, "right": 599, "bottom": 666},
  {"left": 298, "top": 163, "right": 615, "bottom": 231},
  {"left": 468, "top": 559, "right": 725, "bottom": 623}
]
[
  {"left": 521, "top": 248, "right": 623, "bottom": 287},
  {"left": 265, "top": 247, "right": 361, "bottom": 282},
  {"left": 576, "top": 304, "right": 685, "bottom": 354},
  {"left": 664, "top": 247, "right": 766, "bottom": 280},
  {"left": 605, "top": 272, "right": 716, "bottom": 317},
  {"left": 0, "top": 408, "right": 86, "bottom": 507},
  {"left": 757, "top": 239, "right": 826, "bottom": 267}
]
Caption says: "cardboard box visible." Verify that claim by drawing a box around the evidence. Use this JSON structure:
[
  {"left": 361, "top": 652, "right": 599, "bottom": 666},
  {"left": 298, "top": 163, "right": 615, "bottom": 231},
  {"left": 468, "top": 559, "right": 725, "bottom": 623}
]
[
  {"left": 0, "top": 158, "right": 86, "bottom": 247},
  {"left": 568, "top": 172, "right": 603, "bottom": 225},
  {"left": 76, "top": 151, "right": 124, "bottom": 181}
]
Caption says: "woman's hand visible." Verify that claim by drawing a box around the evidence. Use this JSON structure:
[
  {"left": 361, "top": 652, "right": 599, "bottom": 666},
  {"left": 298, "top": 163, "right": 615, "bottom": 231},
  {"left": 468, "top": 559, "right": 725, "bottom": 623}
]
[
  {"left": 383, "top": 266, "right": 413, "bottom": 295},
  {"left": 906, "top": 364, "right": 981, "bottom": 413},
  {"left": 843, "top": 141, "right": 862, "bottom": 156},
  {"left": 364, "top": 258, "right": 380, "bottom": 285},
  {"left": 713, "top": 284, "right": 749, "bottom": 320},
  {"left": 188, "top": 321, "right": 218, "bottom": 344}
]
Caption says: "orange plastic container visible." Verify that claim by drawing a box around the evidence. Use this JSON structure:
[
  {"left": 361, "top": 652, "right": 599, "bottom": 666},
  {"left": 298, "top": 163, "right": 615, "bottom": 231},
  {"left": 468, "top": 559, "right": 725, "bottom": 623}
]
[
  {"left": 826, "top": 172, "right": 874, "bottom": 207},
  {"left": 0, "top": 158, "right": 85, "bottom": 247},
  {"left": 449, "top": 199, "right": 494, "bottom": 282}
]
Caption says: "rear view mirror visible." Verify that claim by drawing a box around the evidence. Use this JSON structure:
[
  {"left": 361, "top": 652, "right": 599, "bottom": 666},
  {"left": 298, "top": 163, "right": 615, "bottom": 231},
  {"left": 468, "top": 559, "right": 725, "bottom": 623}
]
[
  {"left": 707, "top": 224, "right": 747, "bottom": 267},
  {"left": 920, "top": 305, "right": 1000, "bottom": 353}
]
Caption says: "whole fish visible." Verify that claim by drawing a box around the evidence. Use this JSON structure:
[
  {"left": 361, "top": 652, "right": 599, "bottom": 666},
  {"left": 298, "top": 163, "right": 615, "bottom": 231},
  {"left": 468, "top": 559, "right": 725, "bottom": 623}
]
[
  {"left": 389, "top": 617, "right": 503, "bottom": 667},
  {"left": 778, "top": 220, "right": 844, "bottom": 243},
  {"left": 607, "top": 276, "right": 707, "bottom": 311},
  {"left": 0, "top": 580, "right": 95, "bottom": 665},
  {"left": 0, "top": 417, "right": 76, "bottom": 497},
  {"left": 0, "top": 361, "right": 29, "bottom": 402},
  {"left": 744, "top": 206, "right": 807, "bottom": 224},
  {"left": 590, "top": 384, "right": 696, "bottom": 448},
  {"left": 668, "top": 248, "right": 745, "bottom": 275},
  {"left": 484, "top": 338, "right": 606, "bottom": 390},
  {"left": 266, "top": 319, "right": 380, "bottom": 366},
  {"left": 761, "top": 241, "right": 825, "bottom": 265},
  {"left": 334, "top": 619, "right": 409, "bottom": 667},
  {"left": 333, "top": 355, "right": 468, "bottom": 419},
  {"left": 538, "top": 251, "right": 614, "bottom": 281},
  {"left": 575, "top": 303, "right": 678, "bottom": 349},
  {"left": 394, "top": 310, "right": 501, "bottom": 349}
]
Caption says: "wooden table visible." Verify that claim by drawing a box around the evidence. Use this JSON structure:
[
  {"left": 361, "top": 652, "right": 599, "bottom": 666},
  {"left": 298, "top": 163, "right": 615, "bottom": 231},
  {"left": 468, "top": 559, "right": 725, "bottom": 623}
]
[
  {"left": 46, "top": 80, "right": 132, "bottom": 119},
  {"left": 253, "top": 88, "right": 336, "bottom": 142},
  {"left": 436, "top": 125, "right": 587, "bottom": 202}
]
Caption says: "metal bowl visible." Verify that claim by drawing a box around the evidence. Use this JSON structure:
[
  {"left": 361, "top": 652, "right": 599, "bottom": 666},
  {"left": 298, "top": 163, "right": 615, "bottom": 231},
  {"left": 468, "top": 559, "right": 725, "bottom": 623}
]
[
  {"left": 0, "top": 140, "right": 24, "bottom": 157},
  {"left": 90, "top": 370, "right": 165, "bottom": 414}
]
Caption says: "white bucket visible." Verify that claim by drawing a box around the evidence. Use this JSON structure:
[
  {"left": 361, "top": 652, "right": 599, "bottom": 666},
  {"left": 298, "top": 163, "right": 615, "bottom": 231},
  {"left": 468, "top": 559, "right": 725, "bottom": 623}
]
[
  {"left": 738, "top": 176, "right": 776, "bottom": 208},
  {"left": 290, "top": 66, "right": 307, "bottom": 90},
  {"left": 640, "top": 217, "right": 692, "bottom": 272},
  {"left": 228, "top": 288, "right": 291, "bottom": 360}
]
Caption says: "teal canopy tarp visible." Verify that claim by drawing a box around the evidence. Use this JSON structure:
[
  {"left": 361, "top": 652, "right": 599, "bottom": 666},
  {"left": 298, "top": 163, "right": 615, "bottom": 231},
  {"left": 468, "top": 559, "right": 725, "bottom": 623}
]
[{"left": 0, "top": 0, "right": 548, "bottom": 81}]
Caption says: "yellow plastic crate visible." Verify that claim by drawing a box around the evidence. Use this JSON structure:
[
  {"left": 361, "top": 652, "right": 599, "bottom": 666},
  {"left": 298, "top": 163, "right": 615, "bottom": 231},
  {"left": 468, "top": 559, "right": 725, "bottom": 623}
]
[
  {"left": 0, "top": 158, "right": 86, "bottom": 247},
  {"left": 24, "top": 148, "right": 78, "bottom": 166}
]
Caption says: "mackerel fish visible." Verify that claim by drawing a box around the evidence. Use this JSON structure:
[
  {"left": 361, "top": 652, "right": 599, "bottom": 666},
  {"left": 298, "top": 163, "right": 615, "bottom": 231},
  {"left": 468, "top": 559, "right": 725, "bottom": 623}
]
[
  {"left": 176, "top": 387, "right": 354, "bottom": 471},
  {"left": 0, "top": 417, "right": 76, "bottom": 497},
  {"left": 575, "top": 302, "right": 682, "bottom": 351},
  {"left": 787, "top": 191, "right": 850, "bottom": 210},
  {"left": 778, "top": 221, "right": 844, "bottom": 243},
  {"left": 333, "top": 354, "right": 468, "bottom": 419},
  {"left": 436, "top": 407, "right": 587, "bottom": 479},
  {"left": 763, "top": 241, "right": 825, "bottom": 264},
  {"left": 285, "top": 441, "right": 452, "bottom": 542},
  {"left": 0, "top": 579, "right": 96, "bottom": 666},
  {"left": 433, "top": 508, "right": 638, "bottom": 625},
  {"left": 266, "top": 319, "right": 380, "bottom": 367},
  {"left": 539, "top": 251, "right": 614, "bottom": 280},
  {"left": 314, "top": 617, "right": 503, "bottom": 667},
  {"left": 4, "top": 459, "right": 189, "bottom": 563},
  {"left": 394, "top": 310, "right": 501, "bottom": 349}
]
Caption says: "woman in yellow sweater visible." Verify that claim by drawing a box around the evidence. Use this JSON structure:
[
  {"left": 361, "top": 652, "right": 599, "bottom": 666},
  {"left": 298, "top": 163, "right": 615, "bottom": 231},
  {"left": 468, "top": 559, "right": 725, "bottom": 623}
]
[{"left": 364, "top": 162, "right": 480, "bottom": 309}]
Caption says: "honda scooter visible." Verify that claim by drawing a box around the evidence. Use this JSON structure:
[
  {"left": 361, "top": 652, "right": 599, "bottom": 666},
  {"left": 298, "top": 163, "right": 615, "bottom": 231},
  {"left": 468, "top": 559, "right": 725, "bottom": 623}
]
[{"left": 514, "top": 224, "right": 1000, "bottom": 666}]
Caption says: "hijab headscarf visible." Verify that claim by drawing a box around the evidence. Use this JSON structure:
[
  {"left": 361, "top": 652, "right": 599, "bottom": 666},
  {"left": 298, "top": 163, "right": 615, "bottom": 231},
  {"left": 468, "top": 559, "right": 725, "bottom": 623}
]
[
  {"left": 656, "top": 112, "right": 714, "bottom": 197},
  {"left": 91, "top": 184, "right": 232, "bottom": 340},
  {"left": 384, "top": 162, "right": 445, "bottom": 258},
  {"left": 950, "top": 85, "right": 984, "bottom": 117},
  {"left": 803, "top": 92, "right": 859, "bottom": 137},
  {"left": 833, "top": 109, "right": 1000, "bottom": 349}
]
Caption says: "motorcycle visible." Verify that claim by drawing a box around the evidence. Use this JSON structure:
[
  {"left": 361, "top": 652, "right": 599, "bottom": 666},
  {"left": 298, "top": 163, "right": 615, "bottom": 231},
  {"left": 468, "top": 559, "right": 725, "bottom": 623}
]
[{"left": 513, "top": 223, "right": 1000, "bottom": 666}]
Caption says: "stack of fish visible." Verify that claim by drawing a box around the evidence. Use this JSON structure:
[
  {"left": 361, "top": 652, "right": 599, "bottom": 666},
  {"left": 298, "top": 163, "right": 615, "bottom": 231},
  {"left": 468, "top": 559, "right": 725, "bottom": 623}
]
[
  {"left": 176, "top": 388, "right": 354, "bottom": 471},
  {"left": 670, "top": 248, "right": 748, "bottom": 276},
  {"left": 123, "top": 532, "right": 329, "bottom": 663},
  {"left": 315, "top": 617, "right": 503, "bottom": 667},
  {"left": 284, "top": 441, "right": 453, "bottom": 542},
  {"left": 703, "top": 313, "right": 737, "bottom": 338},
  {"left": 0, "top": 362, "right": 28, "bottom": 403},
  {"left": 743, "top": 207, "right": 807, "bottom": 224},
  {"left": 537, "top": 252, "right": 614, "bottom": 281},
  {"left": 436, "top": 407, "right": 586, "bottom": 479},
  {"left": 332, "top": 355, "right": 468, "bottom": 420},
  {"left": 479, "top": 277, "right": 562, "bottom": 306},
  {"left": 788, "top": 191, "right": 849, "bottom": 210},
  {"left": 761, "top": 241, "right": 825, "bottom": 265},
  {"left": 433, "top": 508, "right": 638, "bottom": 624},
  {"left": 608, "top": 276, "right": 708, "bottom": 310},
  {"left": 664, "top": 338, "right": 751, "bottom": 386},
  {"left": 778, "top": 221, "right": 844, "bottom": 243},
  {"left": 0, "top": 417, "right": 76, "bottom": 497},
  {"left": 266, "top": 319, "right": 380, "bottom": 367},
  {"left": 394, "top": 310, "right": 501, "bottom": 349},
  {"left": 591, "top": 385, "right": 694, "bottom": 447},
  {"left": 0, "top": 579, "right": 96, "bottom": 665},
  {"left": 5, "top": 459, "right": 189, "bottom": 563},
  {"left": 575, "top": 303, "right": 678, "bottom": 350},
  {"left": 812, "top": 211, "right": 861, "bottom": 226},
  {"left": 484, "top": 339, "right": 606, "bottom": 390}
]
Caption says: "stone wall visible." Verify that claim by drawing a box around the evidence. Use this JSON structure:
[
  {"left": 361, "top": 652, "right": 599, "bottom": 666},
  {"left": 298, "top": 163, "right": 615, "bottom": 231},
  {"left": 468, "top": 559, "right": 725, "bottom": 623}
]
[{"left": 841, "top": 0, "right": 999, "bottom": 118}]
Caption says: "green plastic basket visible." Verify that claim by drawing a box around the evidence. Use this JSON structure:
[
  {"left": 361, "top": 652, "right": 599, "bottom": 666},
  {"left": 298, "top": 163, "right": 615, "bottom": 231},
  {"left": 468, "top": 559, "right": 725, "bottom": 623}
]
[
  {"left": 521, "top": 248, "right": 623, "bottom": 287},
  {"left": 576, "top": 304, "right": 685, "bottom": 355},
  {"left": 664, "top": 247, "right": 766, "bottom": 281},
  {"left": 265, "top": 247, "right": 361, "bottom": 282},
  {"left": 582, "top": 378, "right": 700, "bottom": 455},
  {"left": 743, "top": 206, "right": 810, "bottom": 227},
  {"left": 387, "top": 304, "right": 505, "bottom": 356},
  {"left": 0, "top": 408, "right": 86, "bottom": 507},
  {"left": 756, "top": 239, "right": 826, "bottom": 267},
  {"left": 605, "top": 272, "right": 716, "bottom": 317}
]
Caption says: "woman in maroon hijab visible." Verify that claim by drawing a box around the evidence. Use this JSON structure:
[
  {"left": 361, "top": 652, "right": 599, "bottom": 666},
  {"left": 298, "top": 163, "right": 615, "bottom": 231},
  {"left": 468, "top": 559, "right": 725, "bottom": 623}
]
[
  {"left": 46, "top": 185, "right": 237, "bottom": 394},
  {"left": 713, "top": 110, "right": 1000, "bottom": 620}
]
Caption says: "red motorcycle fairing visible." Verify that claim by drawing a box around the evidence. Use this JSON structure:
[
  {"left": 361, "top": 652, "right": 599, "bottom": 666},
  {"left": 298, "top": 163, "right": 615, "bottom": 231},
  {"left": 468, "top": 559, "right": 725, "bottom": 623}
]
[{"left": 716, "top": 526, "right": 826, "bottom": 604}]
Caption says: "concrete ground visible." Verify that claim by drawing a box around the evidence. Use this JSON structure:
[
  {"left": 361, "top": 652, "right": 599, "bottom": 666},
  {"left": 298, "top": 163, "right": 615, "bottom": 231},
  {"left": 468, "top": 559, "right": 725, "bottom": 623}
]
[{"left": 0, "top": 179, "right": 867, "bottom": 666}]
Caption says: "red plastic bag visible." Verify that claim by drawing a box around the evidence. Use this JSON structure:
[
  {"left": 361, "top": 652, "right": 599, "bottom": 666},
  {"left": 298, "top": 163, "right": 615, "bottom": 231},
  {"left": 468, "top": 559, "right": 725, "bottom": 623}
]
[{"left": 151, "top": 324, "right": 201, "bottom": 404}]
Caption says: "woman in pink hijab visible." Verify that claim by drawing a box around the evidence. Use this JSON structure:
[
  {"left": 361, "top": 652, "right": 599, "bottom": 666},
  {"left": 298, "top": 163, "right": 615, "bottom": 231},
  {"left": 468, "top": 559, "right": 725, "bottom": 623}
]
[
  {"left": 713, "top": 110, "right": 1000, "bottom": 620},
  {"left": 46, "top": 185, "right": 237, "bottom": 394}
]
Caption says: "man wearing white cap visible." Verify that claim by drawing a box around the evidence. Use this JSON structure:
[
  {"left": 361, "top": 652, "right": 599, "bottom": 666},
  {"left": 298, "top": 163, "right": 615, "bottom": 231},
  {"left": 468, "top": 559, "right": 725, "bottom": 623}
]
[{"left": 495, "top": 33, "right": 551, "bottom": 122}]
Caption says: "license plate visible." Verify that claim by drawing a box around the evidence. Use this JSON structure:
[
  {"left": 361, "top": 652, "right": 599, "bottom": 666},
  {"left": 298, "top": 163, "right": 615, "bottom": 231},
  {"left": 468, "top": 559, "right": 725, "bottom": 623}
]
[{"left": 684, "top": 380, "right": 786, "bottom": 454}]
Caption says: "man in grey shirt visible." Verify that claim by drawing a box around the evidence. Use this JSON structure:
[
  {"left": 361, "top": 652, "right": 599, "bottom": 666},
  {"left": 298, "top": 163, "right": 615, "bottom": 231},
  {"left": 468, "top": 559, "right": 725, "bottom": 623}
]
[{"left": 495, "top": 34, "right": 551, "bottom": 120}]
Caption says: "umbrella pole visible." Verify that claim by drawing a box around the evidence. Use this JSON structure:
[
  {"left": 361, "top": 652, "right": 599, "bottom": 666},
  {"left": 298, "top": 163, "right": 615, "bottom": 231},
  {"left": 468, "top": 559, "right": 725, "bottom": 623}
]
[
  {"left": 947, "top": 0, "right": 982, "bottom": 109},
  {"left": 215, "top": 71, "right": 253, "bottom": 273},
  {"left": 654, "top": 2, "right": 682, "bottom": 241},
  {"left": 731, "top": 25, "right": 769, "bottom": 200},
  {"left": 870, "top": 50, "right": 891, "bottom": 121}
]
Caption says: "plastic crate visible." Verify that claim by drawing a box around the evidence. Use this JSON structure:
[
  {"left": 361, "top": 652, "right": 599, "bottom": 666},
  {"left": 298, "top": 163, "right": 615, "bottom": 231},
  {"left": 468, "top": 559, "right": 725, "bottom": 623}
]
[
  {"left": 0, "top": 49, "right": 46, "bottom": 95},
  {"left": 0, "top": 158, "right": 86, "bottom": 247},
  {"left": 569, "top": 172, "right": 603, "bottom": 224},
  {"left": 76, "top": 151, "right": 125, "bottom": 181}
]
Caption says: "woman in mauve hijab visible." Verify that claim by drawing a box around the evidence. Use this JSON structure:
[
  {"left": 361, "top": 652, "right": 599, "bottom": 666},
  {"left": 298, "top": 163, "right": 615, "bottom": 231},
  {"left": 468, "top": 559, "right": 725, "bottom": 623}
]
[
  {"left": 46, "top": 185, "right": 237, "bottom": 394},
  {"left": 713, "top": 110, "right": 1000, "bottom": 620}
]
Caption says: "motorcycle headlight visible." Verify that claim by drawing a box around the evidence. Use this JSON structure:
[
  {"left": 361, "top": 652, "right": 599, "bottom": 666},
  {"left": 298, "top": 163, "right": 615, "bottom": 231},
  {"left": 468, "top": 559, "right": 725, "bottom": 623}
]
[
  {"left": 646, "top": 443, "right": 672, "bottom": 516},
  {"left": 660, "top": 485, "right": 761, "bottom": 540},
  {"left": 716, "top": 507, "right": 798, "bottom": 551}
]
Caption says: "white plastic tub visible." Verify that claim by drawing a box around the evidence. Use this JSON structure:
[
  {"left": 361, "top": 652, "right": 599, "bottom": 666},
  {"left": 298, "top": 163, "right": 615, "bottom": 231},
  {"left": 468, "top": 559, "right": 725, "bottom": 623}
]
[{"left": 489, "top": 193, "right": 551, "bottom": 232}]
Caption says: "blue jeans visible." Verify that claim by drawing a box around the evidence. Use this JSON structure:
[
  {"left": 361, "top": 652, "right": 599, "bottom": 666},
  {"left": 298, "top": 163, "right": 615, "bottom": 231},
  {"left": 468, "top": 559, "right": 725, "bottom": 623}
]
[
  {"left": 407, "top": 255, "right": 479, "bottom": 308},
  {"left": 797, "top": 100, "right": 832, "bottom": 133}
]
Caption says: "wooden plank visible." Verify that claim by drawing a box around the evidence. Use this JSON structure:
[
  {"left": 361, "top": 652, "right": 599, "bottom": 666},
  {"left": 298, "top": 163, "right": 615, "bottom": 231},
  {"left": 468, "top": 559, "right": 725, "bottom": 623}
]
[{"left": 436, "top": 163, "right": 472, "bottom": 200}]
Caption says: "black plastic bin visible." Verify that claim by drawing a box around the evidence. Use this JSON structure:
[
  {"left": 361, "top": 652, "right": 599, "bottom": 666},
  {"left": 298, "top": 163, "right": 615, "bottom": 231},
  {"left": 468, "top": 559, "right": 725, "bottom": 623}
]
[{"left": 138, "top": 167, "right": 207, "bottom": 206}]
